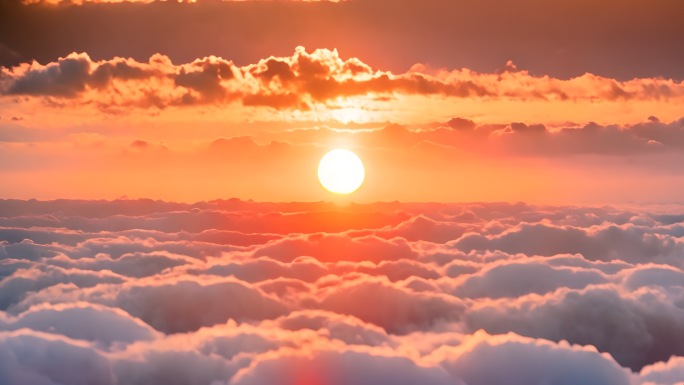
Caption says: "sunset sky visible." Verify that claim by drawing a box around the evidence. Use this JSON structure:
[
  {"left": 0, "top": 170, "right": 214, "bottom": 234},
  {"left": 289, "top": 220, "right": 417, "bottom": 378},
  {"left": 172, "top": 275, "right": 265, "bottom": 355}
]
[
  {"left": 2, "top": 1, "right": 684, "bottom": 385},
  {"left": 2, "top": 0, "right": 684, "bottom": 203}
]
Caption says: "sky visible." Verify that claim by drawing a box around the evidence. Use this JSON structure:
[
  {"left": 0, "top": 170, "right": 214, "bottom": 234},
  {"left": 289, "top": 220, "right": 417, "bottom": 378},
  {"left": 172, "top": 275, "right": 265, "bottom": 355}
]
[
  {"left": 1, "top": 0, "right": 684, "bottom": 203},
  {"left": 3, "top": 1, "right": 684, "bottom": 385}
]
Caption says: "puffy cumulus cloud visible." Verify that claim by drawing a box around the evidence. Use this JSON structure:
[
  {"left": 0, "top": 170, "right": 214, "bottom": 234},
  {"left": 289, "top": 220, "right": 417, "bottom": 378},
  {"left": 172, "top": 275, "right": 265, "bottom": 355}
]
[
  {"left": 4, "top": 53, "right": 93, "bottom": 97},
  {"left": 49, "top": 251, "right": 196, "bottom": 278},
  {"left": 0, "top": 264, "right": 125, "bottom": 310},
  {"left": 465, "top": 285, "right": 684, "bottom": 371},
  {"left": 0, "top": 48, "right": 463, "bottom": 111},
  {"left": 350, "top": 214, "right": 474, "bottom": 243},
  {"left": 253, "top": 232, "right": 416, "bottom": 263},
  {"left": 0, "top": 330, "right": 115, "bottom": 385},
  {"left": 0, "top": 328, "right": 237, "bottom": 385},
  {"left": 451, "top": 258, "right": 609, "bottom": 299},
  {"left": 453, "top": 221, "right": 684, "bottom": 266},
  {"left": 11, "top": 278, "right": 290, "bottom": 334},
  {"left": 432, "top": 331, "right": 633, "bottom": 385},
  {"left": 1, "top": 199, "right": 684, "bottom": 383},
  {"left": 315, "top": 276, "right": 465, "bottom": 334},
  {"left": 2, "top": 48, "right": 683, "bottom": 114},
  {"left": 640, "top": 356, "right": 684, "bottom": 385},
  {"left": 0, "top": 302, "right": 160, "bottom": 347},
  {"left": 200, "top": 256, "right": 328, "bottom": 283},
  {"left": 231, "top": 347, "right": 460, "bottom": 385},
  {"left": 272, "top": 310, "right": 391, "bottom": 347}
]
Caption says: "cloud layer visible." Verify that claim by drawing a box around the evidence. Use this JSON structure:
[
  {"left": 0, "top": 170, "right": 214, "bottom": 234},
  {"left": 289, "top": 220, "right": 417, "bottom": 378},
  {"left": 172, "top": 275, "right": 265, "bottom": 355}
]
[
  {"left": 2, "top": 48, "right": 683, "bottom": 113},
  {"left": 4, "top": 0, "right": 684, "bottom": 82},
  {"left": 2, "top": 199, "right": 684, "bottom": 384}
]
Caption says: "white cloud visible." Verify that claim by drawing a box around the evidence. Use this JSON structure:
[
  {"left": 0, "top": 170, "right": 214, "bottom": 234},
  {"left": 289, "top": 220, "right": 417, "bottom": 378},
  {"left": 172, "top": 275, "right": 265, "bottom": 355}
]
[{"left": 2, "top": 200, "right": 684, "bottom": 383}]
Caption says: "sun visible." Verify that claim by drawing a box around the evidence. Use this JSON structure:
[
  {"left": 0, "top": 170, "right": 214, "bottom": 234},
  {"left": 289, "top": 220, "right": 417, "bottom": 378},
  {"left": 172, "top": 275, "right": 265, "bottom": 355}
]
[{"left": 318, "top": 149, "right": 365, "bottom": 194}]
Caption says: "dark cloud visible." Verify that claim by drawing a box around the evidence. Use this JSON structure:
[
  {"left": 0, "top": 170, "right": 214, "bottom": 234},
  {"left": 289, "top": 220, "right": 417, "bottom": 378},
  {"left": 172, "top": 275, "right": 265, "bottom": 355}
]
[
  {"left": 2, "top": 303, "right": 160, "bottom": 347},
  {"left": 53, "top": 279, "right": 288, "bottom": 333},
  {"left": 436, "top": 331, "right": 632, "bottom": 385},
  {"left": 274, "top": 310, "right": 390, "bottom": 347},
  {"left": 452, "top": 259, "right": 608, "bottom": 299},
  {"left": 466, "top": 285, "right": 684, "bottom": 371},
  {"left": 453, "top": 222, "right": 684, "bottom": 265},
  {"left": 2, "top": 0, "right": 684, "bottom": 80},
  {"left": 317, "top": 277, "right": 465, "bottom": 334},
  {"left": 231, "top": 348, "right": 459, "bottom": 385},
  {"left": 2, "top": 48, "right": 683, "bottom": 112},
  {"left": 0, "top": 330, "right": 115, "bottom": 385}
]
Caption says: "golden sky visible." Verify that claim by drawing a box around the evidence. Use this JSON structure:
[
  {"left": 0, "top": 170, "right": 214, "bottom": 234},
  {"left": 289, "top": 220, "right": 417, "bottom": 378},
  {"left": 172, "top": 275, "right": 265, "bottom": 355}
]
[
  {"left": 4, "top": 3, "right": 684, "bottom": 385},
  {"left": 1, "top": 0, "right": 684, "bottom": 203}
]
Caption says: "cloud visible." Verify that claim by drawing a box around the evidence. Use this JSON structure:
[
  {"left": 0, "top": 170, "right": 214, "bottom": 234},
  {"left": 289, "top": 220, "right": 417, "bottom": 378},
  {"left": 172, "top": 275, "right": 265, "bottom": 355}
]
[
  {"left": 1, "top": 199, "right": 684, "bottom": 383},
  {"left": 433, "top": 331, "right": 633, "bottom": 385},
  {"left": 3, "top": 48, "right": 683, "bottom": 114},
  {"left": 201, "top": 256, "right": 328, "bottom": 283},
  {"left": 253, "top": 232, "right": 416, "bottom": 263},
  {"left": 5, "top": 53, "right": 92, "bottom": 97},
  {"left": 0, "top": 330, "right": 115, "bottom": 385},
  {"left": 640, "top": 356, "right": 684, "bottom": 385},
  {"left": 465, "top": 284, "right": 684, "bottom": 371},
  {"left": 451, "top": 258, "right": 608, "bottom": 299},
  {"left": 453, "top": 221, "right": 684, "bottom": 265},
  {"left": 231, "top": 348, "right": 459, "bottom": 385},
  {"left": 273, "top": 310, "right": 390, "bottom": 347},
  {"left": 1, "top": 302, "right": 160, "bottom": 347},
  {"left": 0, "top": 263, "right": 124, "bottom": 310},
  {"left": 316, "top": 276, "right": 465, "bottom": 334},
  {"left": 13, "top": 278, "right": 290, "bottom": 333}
]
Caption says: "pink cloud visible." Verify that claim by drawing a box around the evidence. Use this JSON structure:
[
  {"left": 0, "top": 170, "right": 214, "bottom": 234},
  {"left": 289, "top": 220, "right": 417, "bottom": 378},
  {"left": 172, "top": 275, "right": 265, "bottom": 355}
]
[
  {"left": 1, "top": 200, "right": 684, "bottom": 383},
  {"left": 3, "top": 48, "right": 683, "bottom": 113}
]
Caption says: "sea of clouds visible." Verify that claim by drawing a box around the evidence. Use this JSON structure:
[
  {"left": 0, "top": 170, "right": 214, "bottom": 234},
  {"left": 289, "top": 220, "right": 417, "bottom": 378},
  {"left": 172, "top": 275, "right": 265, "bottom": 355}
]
[{"left": 1, "top": 199, "right": 684, "bottom": 385}]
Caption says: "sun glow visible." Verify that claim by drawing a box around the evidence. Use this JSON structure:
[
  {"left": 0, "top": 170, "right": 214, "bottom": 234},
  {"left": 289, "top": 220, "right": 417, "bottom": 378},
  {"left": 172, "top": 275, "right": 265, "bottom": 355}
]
[
  {"left": 317, "top": 149, "right": 365, "bottom": 194},
  {"left": 331, "top": 107, "right": 368, "bottom": 124}
]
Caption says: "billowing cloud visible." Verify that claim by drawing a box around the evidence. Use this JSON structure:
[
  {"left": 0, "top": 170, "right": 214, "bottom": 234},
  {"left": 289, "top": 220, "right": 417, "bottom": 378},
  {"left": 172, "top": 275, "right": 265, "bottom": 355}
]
[
  {"left": 433, "top": 331, "right": 633, "bottom": 385},
  {"left": 2, "top": 199, "right": 684, "bottom": 383},
  {"left": 465, "top": 284, "right": 684, "bottom": 371},
  {"left": 3, "top": 0, "right": 684, "bottom": 382},
  {"left": 2, "top": 48, "right": 683, "bottom": 114},
  {"left": 0, "top": 302, "right": 160, "bottom": 347}
]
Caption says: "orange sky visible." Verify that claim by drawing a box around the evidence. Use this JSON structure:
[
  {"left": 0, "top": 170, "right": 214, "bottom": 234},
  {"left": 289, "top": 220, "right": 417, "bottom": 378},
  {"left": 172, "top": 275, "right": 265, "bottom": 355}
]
[
  {"left": 4, "top": 3, "right": 684, "bottom": 383},
  {"left": 1, "top": 1, "right": 684, "bottom": 204}
]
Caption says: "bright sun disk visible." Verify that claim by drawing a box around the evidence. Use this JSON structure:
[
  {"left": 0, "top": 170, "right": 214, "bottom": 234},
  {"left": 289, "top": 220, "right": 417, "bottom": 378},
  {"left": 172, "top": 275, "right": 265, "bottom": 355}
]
[{"left": 318, "top": 149, "right": 365, "bottom": 194}]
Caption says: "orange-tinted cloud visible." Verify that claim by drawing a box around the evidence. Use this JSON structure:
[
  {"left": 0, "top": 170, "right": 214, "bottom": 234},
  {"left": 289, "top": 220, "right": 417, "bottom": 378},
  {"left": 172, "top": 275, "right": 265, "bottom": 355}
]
[
  {"left": 3, "top": 48, "right": 683, "bottom": 114},
  {"left": 2, "top": 199, "right": 684, "bottom": 383}
]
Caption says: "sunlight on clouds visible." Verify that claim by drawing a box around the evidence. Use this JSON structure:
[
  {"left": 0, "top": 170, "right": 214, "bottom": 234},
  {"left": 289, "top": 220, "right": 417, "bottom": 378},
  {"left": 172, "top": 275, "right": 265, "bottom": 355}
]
[
  {"left": 3, "top": 48, "right": 684, "bottom": 126},
  {"left": 330, "top": 108, "right": 369, "bottom": 124},
  {"left": 1, "top": 200, "right": 683, "bottom": 384},
  {"left": 2, "top": 0, "right": 684, "bottom": 384}
]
